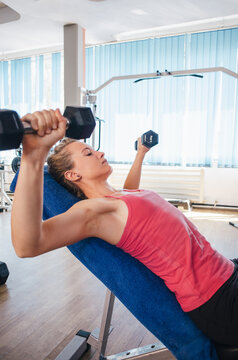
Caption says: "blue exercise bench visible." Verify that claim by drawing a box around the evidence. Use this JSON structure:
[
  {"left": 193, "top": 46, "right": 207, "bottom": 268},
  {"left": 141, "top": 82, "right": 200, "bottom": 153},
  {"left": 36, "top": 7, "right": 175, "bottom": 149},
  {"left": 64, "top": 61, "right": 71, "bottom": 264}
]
[{"left": 10, "top": 168, "right": 238, "bottom": 360}]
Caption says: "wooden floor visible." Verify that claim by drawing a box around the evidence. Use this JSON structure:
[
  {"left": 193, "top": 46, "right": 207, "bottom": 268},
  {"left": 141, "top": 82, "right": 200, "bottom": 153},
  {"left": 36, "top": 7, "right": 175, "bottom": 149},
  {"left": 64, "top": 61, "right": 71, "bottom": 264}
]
[{"left": 1, "top": 207, "right": 238, "bottom": 360}]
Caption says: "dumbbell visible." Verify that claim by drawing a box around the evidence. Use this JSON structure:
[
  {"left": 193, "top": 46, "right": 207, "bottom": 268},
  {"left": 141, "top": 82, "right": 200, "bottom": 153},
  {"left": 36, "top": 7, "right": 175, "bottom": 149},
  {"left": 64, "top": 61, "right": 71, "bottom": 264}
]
[
  {"left": 135, "top": 130, "right": 159, "bottom": 151},
  {"left": 0, "top": 106, "right": 96, "bottom": 151},
  {"left": 0, "top": 261, "right": 9, "bottom": 286},
  {"left": 11, "top": 156, "right": 21, "bottom": 173}
]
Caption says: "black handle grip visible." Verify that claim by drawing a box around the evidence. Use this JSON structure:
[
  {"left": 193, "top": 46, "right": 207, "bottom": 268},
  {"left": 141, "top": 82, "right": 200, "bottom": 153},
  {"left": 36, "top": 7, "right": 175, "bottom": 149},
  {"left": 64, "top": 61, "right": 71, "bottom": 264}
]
[
  {"left": 22, "top": 121, "right": 38, "bottom": 134},
  {"left": 135, "top": 140, "right": 138, "bottom": 151},
  {"left": 22, "top": 118, "right": 70, "bottom": 135}
]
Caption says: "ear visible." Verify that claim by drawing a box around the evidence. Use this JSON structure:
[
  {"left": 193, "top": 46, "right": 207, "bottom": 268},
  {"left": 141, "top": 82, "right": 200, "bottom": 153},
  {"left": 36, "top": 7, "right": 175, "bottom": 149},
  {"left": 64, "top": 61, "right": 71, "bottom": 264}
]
[{"left": 64, "top": 170, "right": 82, "bottom": 183}]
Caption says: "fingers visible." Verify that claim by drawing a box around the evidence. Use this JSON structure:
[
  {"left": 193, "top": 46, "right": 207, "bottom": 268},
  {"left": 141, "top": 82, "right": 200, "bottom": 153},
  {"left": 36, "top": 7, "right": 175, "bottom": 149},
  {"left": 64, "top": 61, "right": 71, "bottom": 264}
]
[
  {"left": 21, "top": 113, "right": 39, "bottom": 132},
  {"left": 55, "top": 108, "right": 67, "bottom": 124},
  {"left": 137, "top": 137, "right": 150, "bottom": 154},
  {"left": 55, "top": 108, "right": 67, "bottom": 132},
  {"left": 34, "top": 111, "right": 48, "bottom": 136},
  {"left": 22, "top": 109, "right": 63, "bottom": 137},
  {"left": 42, "top": 110, "right": 53, "bottom": 134},
  {"left": 50, "top": 109, "right": 58, "bottom": 130}
]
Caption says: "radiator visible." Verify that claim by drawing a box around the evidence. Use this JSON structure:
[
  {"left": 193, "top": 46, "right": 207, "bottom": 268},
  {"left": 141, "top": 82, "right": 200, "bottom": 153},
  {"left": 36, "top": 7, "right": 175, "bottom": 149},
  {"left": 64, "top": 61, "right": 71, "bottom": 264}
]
[{"left": 109, "top": 164, "right": 204, "bottom": 203}]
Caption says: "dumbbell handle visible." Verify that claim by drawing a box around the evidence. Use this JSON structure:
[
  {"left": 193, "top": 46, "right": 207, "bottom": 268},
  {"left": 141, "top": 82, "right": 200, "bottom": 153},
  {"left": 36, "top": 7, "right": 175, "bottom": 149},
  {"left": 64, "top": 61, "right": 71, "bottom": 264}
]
[
  {"left": 21, "top": 121, "right": 36, "bottom": 134},
  {"left": 21, "top": 118, "right": 71, "bottom": 134}
]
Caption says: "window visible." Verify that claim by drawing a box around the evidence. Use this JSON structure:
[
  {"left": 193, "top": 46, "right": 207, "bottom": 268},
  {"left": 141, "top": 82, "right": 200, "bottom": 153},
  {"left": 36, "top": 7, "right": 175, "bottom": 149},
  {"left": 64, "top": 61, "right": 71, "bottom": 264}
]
[{"left": 0, "top": 28, "right": 237, "bottom": 167}]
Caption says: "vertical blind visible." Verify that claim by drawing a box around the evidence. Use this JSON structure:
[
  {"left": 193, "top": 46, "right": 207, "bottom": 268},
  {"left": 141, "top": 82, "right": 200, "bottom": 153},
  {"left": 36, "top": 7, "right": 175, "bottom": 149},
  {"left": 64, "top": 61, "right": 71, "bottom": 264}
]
[
  {"left": 87, "top": 28, "right": 238, "bottom": 167},
  {"left": 0, "top": 28, "right": 237, "bottom": 166},
  {"left": 0, "top": 53, "right": 63, "bottom": 162}
]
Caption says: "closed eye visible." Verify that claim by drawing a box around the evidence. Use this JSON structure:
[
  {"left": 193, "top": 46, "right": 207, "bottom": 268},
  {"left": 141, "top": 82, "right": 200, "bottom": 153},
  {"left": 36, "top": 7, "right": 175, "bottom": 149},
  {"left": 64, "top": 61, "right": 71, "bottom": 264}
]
[{"left": 82, "top": 147, "right": 93, "bottom": 156}]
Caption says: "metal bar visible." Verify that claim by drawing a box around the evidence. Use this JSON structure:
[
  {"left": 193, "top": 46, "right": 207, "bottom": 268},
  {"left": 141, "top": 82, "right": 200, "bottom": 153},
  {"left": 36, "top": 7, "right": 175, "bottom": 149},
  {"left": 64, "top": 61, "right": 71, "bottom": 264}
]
[
  {"left": 94, "top": 289, "right": 115, "bottom": 359},
  {"left": 87, "top": 326, "right": 113, "bottom": 349},
  {"left": 229, "top": 222, "right": 238, "bottom": 229},
  {"left": 55, "top": 334, "right": 88, "bottom": 360},
  {"left": 104, "top": 343, "right": 173, "bottom": 360},
  {"left": 88, "top": 67, "right": 238, "bottom": 94},
  {"left": 0, "top": 171, "right": 12, "bottom": 209},
  {"left": 91, "top": 104, "right": 97, "bottom": 149},
  {"left": 2, "top": 189, "right": 11, "bottom": 206},
  {"left": 168, "top": 67, "right": 238, "bottom": 79},
  {"left": 0, "top": 171, "right": 3, "bottom": 207},
  {"left": 95, "top": 118, "right": 102, "bottom": 151}
]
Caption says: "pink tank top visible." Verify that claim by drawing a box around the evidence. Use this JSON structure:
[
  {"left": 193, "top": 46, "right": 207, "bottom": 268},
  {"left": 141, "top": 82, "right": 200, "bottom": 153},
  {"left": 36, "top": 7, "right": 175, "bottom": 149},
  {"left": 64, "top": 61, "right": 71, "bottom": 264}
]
[{"left": 107, "top": 189, "right": 234, "bottom": 312}]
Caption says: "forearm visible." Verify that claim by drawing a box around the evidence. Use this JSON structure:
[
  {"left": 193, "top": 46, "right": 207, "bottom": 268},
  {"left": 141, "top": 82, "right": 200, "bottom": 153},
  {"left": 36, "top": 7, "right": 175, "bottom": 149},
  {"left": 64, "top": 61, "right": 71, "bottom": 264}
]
[
  {"left": 11, "top": 152, "right": 47, "bottom": 257},
  {"left": 123, "top": 152, "right": 145, "bottom": 189}
]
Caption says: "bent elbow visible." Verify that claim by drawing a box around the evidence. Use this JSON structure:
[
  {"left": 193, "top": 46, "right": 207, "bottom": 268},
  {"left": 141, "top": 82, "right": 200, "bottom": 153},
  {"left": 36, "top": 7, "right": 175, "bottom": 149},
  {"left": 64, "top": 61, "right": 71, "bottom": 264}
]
[
  {"left": 15, "top": 250, "right": 28, "bottom": 258},
  {"left": 12, "top": 236, "right": 40, "bottom": 258},
  {"left": 13, "top": 245, "right": 28, "bottom": 258},
  {"left": 14, "top": 246, "right": 37, "bottom": 258}
]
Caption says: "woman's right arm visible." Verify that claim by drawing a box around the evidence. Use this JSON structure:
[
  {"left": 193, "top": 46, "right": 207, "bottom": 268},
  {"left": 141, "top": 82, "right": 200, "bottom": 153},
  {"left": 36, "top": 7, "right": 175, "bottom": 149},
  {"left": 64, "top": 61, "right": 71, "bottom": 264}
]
[
  {"left": 11, "top": 109, "right": 67, "bottom": 257},
  {"left": 11, "top": 109, "right": 103, "bottom": 258}
]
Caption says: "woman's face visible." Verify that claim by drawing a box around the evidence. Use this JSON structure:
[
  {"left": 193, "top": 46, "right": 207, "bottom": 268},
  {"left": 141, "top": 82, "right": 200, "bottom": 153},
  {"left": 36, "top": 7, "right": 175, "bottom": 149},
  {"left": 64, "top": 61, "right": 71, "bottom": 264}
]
[{"left": 64, "top": 141, "right": 112, "bottom": 183}]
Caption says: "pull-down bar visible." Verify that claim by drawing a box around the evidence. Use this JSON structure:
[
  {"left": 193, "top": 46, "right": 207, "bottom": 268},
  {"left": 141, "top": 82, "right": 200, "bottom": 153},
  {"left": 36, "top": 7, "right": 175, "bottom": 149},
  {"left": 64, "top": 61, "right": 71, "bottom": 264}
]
[{"left": 87, "top": 67, "right": 238, "bottom": 95}]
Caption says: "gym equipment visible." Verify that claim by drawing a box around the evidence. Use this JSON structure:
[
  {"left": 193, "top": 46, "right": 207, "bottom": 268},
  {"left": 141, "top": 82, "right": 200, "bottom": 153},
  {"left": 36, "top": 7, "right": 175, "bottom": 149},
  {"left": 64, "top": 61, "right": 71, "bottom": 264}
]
[
  {"left": 134, "top": 69, "right": 204, "bottom": 83},
  {"left": 0, "top": 261, "right": 9, "bottom": 285},
  {"left": 0, "top": 106, "right": 96, "bottom": 151},
  {"left": 135, "top": 130, "right": 159, "bottom": 151},
  {"left": 11, "top": 156, "right": 21, "bottom": 173},
  {"left": 11, "top": 170, "right": 218, "bottom": 360},
  {"left": 86, "top": 67, "right": 238, "bottom": 96},
  {"left": 63, "top": 106, "right": 96, "bottom": 140},
  {"left": 229, "top": 222, "right": 238, "bottom": 229},
  {"left": 85, "top": 67, "right": 238, "bottom": 151},
  {"left": 0, "top": 169, "right": 12, "bottom": 211}
]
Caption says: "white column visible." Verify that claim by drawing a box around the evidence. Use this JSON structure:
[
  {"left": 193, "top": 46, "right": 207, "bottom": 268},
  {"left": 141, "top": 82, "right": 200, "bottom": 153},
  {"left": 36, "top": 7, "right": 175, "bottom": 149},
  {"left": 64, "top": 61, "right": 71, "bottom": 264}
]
[{"left": 64, "top": 24, "right": 86, "bottom": 107}]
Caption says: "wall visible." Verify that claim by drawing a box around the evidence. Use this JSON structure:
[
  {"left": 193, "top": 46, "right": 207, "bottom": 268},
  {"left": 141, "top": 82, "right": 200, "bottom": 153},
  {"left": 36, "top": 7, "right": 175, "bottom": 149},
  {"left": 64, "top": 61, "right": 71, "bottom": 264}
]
[
  {"left": 203, "top": 168, "right": 238, "bottom": 206},
  {"left": 109, "top": 164, "right": 238, "bottom": 207}
]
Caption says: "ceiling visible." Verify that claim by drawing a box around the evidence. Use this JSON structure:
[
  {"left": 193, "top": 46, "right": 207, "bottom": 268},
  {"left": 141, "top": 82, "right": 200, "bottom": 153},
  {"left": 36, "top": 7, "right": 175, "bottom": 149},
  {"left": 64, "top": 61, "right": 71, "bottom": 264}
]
[{"left": 0, "top": 0, "right": 238, "bottom": 57}]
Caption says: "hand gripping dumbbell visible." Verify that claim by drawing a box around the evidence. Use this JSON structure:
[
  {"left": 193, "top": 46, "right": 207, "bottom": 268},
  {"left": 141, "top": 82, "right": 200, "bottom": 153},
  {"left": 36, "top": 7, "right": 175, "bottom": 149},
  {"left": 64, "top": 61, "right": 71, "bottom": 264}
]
[
  {"left": 135, "top": 130, "right": 159, "bottom": 150},
  {"left": 0, "top": 106, "right": 96, "bottom": 151}
]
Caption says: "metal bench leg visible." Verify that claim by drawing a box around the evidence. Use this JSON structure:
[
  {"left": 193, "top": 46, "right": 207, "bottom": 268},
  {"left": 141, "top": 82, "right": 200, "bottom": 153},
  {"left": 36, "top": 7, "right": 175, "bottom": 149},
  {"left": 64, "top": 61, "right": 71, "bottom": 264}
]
[
  {"left": 88, "top": 289, "right": 115, "bottom": 359},
  {"left": 55, "top": 289, "right": 114, "bottom": 360},
  {"left": 55, "top": 330, "right": 90, "bottom": 360},
  {"left": 55, "top": 288, "right": 173, "bottom": 360}
]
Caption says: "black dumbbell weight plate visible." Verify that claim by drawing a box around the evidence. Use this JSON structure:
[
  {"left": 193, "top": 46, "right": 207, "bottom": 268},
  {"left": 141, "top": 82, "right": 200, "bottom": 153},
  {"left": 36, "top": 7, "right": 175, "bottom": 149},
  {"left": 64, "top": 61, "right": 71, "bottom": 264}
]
[
  {"left": 0, "top": 261, "right": 9, "bottom": 286},
  {"left": 63, "top": 107, "right": 96, "bottom": 140},
  {"left": 11, "top": 156, "right": 21, "bottom": 173},
  {"left": 135, "top": 130, "right": 159, "bottom": 150},
  {"left": 142, "top": 130, "right": 159, "bottom": 148},
  {"left": 0, "top": 110, "right": 24, "bottom": 150}
]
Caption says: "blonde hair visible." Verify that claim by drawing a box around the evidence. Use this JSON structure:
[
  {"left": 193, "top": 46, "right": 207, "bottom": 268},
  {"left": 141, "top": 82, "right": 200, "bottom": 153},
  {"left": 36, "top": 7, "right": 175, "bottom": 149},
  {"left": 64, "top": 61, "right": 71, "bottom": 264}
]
[{"left": 47, "top": 138, "right": 87, "bottom": 199}]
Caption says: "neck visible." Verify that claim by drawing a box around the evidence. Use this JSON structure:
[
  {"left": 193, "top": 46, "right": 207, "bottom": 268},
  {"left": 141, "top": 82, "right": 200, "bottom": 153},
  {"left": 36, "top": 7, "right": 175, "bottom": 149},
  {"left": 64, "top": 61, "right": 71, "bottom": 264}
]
[{"left": 78, "top": 179, "right": 117, "bottom": 199}]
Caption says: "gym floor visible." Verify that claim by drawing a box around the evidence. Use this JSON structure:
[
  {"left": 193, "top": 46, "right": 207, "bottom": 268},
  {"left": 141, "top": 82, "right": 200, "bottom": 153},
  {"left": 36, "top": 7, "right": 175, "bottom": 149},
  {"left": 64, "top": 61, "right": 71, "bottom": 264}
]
[{"left": 0, "top": 208, "right": 238, "bottom": 360}]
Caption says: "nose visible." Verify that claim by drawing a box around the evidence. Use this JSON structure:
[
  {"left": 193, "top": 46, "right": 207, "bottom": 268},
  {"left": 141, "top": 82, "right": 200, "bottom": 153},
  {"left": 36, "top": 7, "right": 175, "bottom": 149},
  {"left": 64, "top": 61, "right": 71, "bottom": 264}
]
[{"left": 96, "top": 151, "right": 105, "bottom": 159}]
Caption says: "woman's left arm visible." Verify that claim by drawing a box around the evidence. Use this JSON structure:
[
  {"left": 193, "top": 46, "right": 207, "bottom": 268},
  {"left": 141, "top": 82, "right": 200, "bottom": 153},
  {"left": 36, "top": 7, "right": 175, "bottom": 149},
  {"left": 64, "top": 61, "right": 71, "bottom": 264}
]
[{"left": 123, "top": 138, "right": 150, "bottom": 190}]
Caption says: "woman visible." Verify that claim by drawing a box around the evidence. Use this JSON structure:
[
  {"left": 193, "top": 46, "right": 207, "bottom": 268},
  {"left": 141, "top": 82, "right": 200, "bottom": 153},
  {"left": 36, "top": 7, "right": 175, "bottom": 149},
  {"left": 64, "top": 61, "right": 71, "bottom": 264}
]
[{"left": 11, "top": 109, "right": 238, "bottom": 347}]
